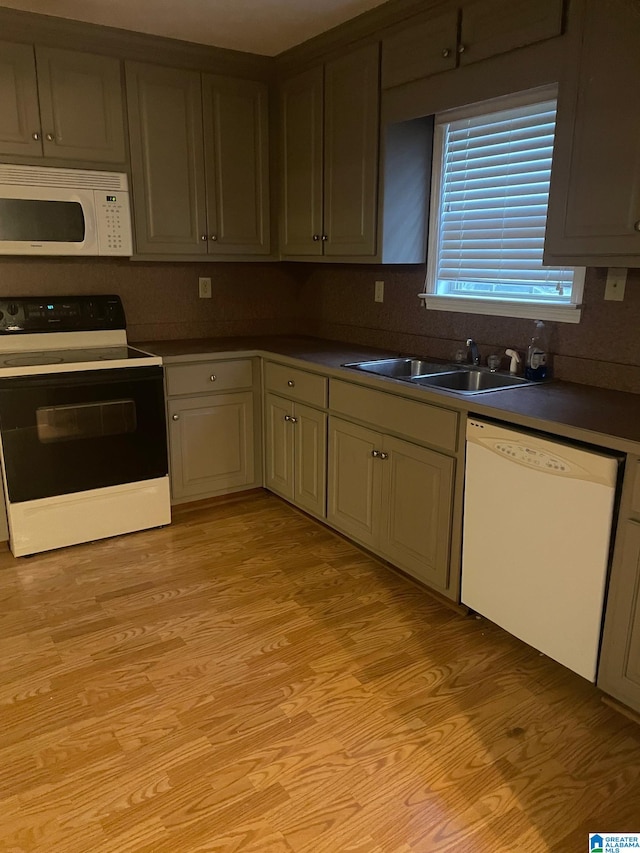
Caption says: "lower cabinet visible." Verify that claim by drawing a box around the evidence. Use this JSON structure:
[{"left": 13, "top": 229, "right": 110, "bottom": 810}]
[
  {"left": 328, "top": 416, "right": 455, "bottom": 590},
  {"left": 264, "top": 392, "right": 326, "bottom": 519},
  {"left": 165, "top": 358, "right": 260, "bottom": 503},
  {"left": 598, "top": 522, "right": 640, "bottom": 712}
]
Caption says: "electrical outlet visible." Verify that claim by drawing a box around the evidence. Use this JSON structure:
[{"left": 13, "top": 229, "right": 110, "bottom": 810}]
[
  {"left": 374, "top": 280, "right": 384, "bottom": 303},
  {"left": 605, "top": 268, "right": 627, "bottom": 301},
  {"left": 199, "top": 277, "right": 212, "bottom": 299}
]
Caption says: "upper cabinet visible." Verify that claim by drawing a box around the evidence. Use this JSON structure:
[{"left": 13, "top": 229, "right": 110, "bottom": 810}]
[
  {"left": 382, "top": 0, "right": 564, "bottom": 89},
  {"left": 280, "top": 42, "right": 380, "bottom": 259},
  {"left": 126, "top": 62, "right": 270, "bottom": 257},
  {"left": 0, "top": 41, "right": 126, "bottom": 163},
  {"left": 545, "top": 0, "right": 640, "bottom": 266}
]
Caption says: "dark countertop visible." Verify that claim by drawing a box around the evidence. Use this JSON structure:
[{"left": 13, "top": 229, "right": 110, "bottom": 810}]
[{"left": 134, "top": 335, "right": 640, "bottom": 453}]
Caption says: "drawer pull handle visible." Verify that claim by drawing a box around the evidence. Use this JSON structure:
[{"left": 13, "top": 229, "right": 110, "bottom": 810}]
[
  {"left": 287, "top": 380, "right": 295, "bottom": 387},
  {"left": 172, "top": 414, "right": 180, "bottom": 421},
  {"left": 209, "top": 374, "right": 217, "bottom": 382}
]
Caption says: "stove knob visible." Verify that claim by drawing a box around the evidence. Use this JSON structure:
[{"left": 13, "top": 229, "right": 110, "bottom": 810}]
[{"left": 7, "top": 303, "right": 19, "bottom": 316}]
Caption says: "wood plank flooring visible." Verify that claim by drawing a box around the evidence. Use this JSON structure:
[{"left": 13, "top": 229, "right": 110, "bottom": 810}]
[{"left": 0, "top": 490, "right": 639, "bottom": 852}]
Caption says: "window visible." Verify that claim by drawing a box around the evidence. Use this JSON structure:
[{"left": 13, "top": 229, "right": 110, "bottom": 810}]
[{"left": 423, "top": 87, "right": 583, "bottom": 323}]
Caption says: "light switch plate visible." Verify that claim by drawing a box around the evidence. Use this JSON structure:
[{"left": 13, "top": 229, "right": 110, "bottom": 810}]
[
  {"left": 374, "top": 280, "right": 384, "bottom": 303},
  {"left": 605, "top": 268, "right": 627, "bottom": 301}
]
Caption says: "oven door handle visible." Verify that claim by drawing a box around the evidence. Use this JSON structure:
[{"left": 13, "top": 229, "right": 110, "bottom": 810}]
[{"left": 0, "top": 365, "right": 163, "bottom": 390}]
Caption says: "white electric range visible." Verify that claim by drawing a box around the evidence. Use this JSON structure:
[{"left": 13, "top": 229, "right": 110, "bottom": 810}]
[{"left": 0, "top": 295, "right": 171, "bottom": 556}]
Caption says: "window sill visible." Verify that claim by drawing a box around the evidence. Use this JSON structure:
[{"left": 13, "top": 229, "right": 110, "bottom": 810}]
[{"left": 418, "top": 294, "right": 582, "bottom": 324}]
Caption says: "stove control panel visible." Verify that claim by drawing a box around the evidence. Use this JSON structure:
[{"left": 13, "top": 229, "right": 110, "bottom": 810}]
[{"left": 0, "top": 295, "right": 126, "bottom": 333}]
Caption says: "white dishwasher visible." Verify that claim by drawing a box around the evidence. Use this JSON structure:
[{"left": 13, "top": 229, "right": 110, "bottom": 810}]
[{"left": 462, "top": 418, "right": 621, "bottom": 682}]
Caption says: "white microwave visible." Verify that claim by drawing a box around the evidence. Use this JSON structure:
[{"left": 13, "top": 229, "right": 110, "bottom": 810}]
[{"left": 0, "top": 164, "right": 133, "bottom": 256}]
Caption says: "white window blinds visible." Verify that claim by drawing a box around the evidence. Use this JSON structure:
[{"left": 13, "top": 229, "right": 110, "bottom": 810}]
[{"left": 427, "top": 90, "right": 580, "bottom": 311}]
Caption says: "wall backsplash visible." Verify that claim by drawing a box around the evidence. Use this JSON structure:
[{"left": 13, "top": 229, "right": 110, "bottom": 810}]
[
  {"left": 0, "top": 258, "right": 302, "bottom": 342},
  {"left": 297, "top": 264, "right": 640, "bottom": 394},
  {"left": 1, "top": 258, "right": 639, "bottom": 393}
]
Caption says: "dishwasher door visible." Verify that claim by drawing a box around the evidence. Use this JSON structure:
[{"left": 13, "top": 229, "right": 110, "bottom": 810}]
[{"left": 462, "top": 418, "right": 620, "bottom": 681}]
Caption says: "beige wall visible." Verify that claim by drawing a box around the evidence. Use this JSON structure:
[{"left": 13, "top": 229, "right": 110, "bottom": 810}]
[{"left": 1, "top": 258, "right": 639, "bottom": 393}]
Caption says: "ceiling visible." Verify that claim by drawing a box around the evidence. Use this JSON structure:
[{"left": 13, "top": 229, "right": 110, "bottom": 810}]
[{"left": 0, "top": 0, "right": 391, "bottom": 55}]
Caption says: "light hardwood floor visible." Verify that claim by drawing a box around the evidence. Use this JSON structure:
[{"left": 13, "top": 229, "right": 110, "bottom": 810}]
[{"left": 0, "top": 491, "right": 639, "bottom": 852}]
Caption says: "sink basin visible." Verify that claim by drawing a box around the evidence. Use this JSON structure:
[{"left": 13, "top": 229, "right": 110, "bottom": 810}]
[
  {"left": 344, "top": 357, "right": 454, "bottom": 379},
  {"left": 343, "top": 357, "right": 538, "bottom": 394},
  {"left": 412, "top": 369, "right": 535, "bottom": 394}
]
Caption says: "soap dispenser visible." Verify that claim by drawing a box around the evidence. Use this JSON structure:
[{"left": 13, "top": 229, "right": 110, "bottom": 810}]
[{"left": 524, "top": 320, "right": 549, "bottom": 380}]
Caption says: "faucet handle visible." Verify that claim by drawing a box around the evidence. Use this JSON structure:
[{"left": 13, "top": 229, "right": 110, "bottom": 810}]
[{"left": 505, "top": 348, "right": 521, "bottom": 374}]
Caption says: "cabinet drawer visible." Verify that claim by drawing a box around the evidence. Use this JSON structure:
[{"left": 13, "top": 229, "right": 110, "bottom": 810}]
[
  {"left": 264, "top": 361, "right": 328, "bottom": 407},
  {"left": 330, "top": 379, "right": 458, "bottom": 453},
  {"left": 166, "top": 359, "right": 253, "bottom": 397}
]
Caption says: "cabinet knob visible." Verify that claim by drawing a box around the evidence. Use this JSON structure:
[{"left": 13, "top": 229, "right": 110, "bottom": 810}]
[
  {"left": 379, "top": 452, "right": 389, "bottom": 460},
  {"left": 321, "top": 235, "right": 328, "bottom": 242},
  {"left": 371, "top": 449, "right": 380, "bottom": 458},
  {"left": 32, "top": 131, "right": 41, "bottom": 141},
  {"left": 287, "top": 380, "right": 295, "bottom": 387},
  {"left": 200, "top": 234, "right": 208, "bottom": 241},
  {"left": 45, "top": 132, "right": 55, "bottom": 142},
  {"left": 634, "top": 221, "right": 640, "bottom": 232},
  {"left": 312, "top": 234, "right": 320, "bottom": 241},
  {"left": 457, "top": 44, "right": 466, "bottom": 54},
  {"left": 209, "top": 374, "right": 217, "bottom": 382},
  {"left": 172, "top": 414, "right": 180, "bottom": 421},
  {"left": 210, "top": 235, "right": 218, "bottom": 242},
  {"left": 290, "top": 416, "right": 298, "bottom": 423},
  {"left": 442, "top": 48, "right": 452, "bottom": 58}
]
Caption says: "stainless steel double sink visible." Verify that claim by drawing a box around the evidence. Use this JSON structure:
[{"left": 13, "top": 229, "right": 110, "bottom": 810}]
[{"left": 343, "top": 357, "right": 536, "bottom": 395}]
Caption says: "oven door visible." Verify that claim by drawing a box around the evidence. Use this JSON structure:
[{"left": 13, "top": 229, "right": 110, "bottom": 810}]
[{"left": 0, "top": 366, "right": 167, "bottom": 503}]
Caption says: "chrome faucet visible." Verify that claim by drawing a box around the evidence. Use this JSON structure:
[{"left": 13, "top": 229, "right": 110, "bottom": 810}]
[{"left": 466, "top": 338, "right": 480, "bottom": 366}]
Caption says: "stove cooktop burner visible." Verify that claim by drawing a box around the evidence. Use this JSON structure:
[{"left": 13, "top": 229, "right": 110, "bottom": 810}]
[{"left": 4, "top": 354, "right": 65, "bottom": 366}]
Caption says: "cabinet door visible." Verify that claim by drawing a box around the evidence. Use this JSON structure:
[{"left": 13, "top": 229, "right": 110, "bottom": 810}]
[
  {"left": 598, "top": 520, "right": 640, "bottom": 713},
  {"left": 459, "top": 0, "right": 563, "bottom": 67},
  {"left": 381, "top": 10, "right": 458, "bottom": 89},
  {"left": 545, "top": 0, "right": 640, "bottom": 262},
  {"left": 324, "top": 42, "right": 380, "bottom": 257},
  {"left": 280, "top": 67, "right": 323, "bottom": 256},
  {"left": 202, "top": 76, "right": 270, "bottom": 254},
  {"left": 0, "top": 41, "right": 41, "bottom": 158},
  {"left": 168, "top": 392, "right": 254, "bottom": 502},
  {"left": 327, "top": 417, "right": 381, "bottom": 549},
  {"left": 264, "top": 393, "right": 295, "bottom": 502},
  {"left": 126, "top": 62, "right": 207, "bottom": 255},
  {"left": 294, "top": 403, "right": 327, "bottom": 519},
  {"left": 36, "top": 47, "right": 125, "bottom": 162},
  {"left": 379, "top": 436, "right": 454, "bottom": 590}
]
